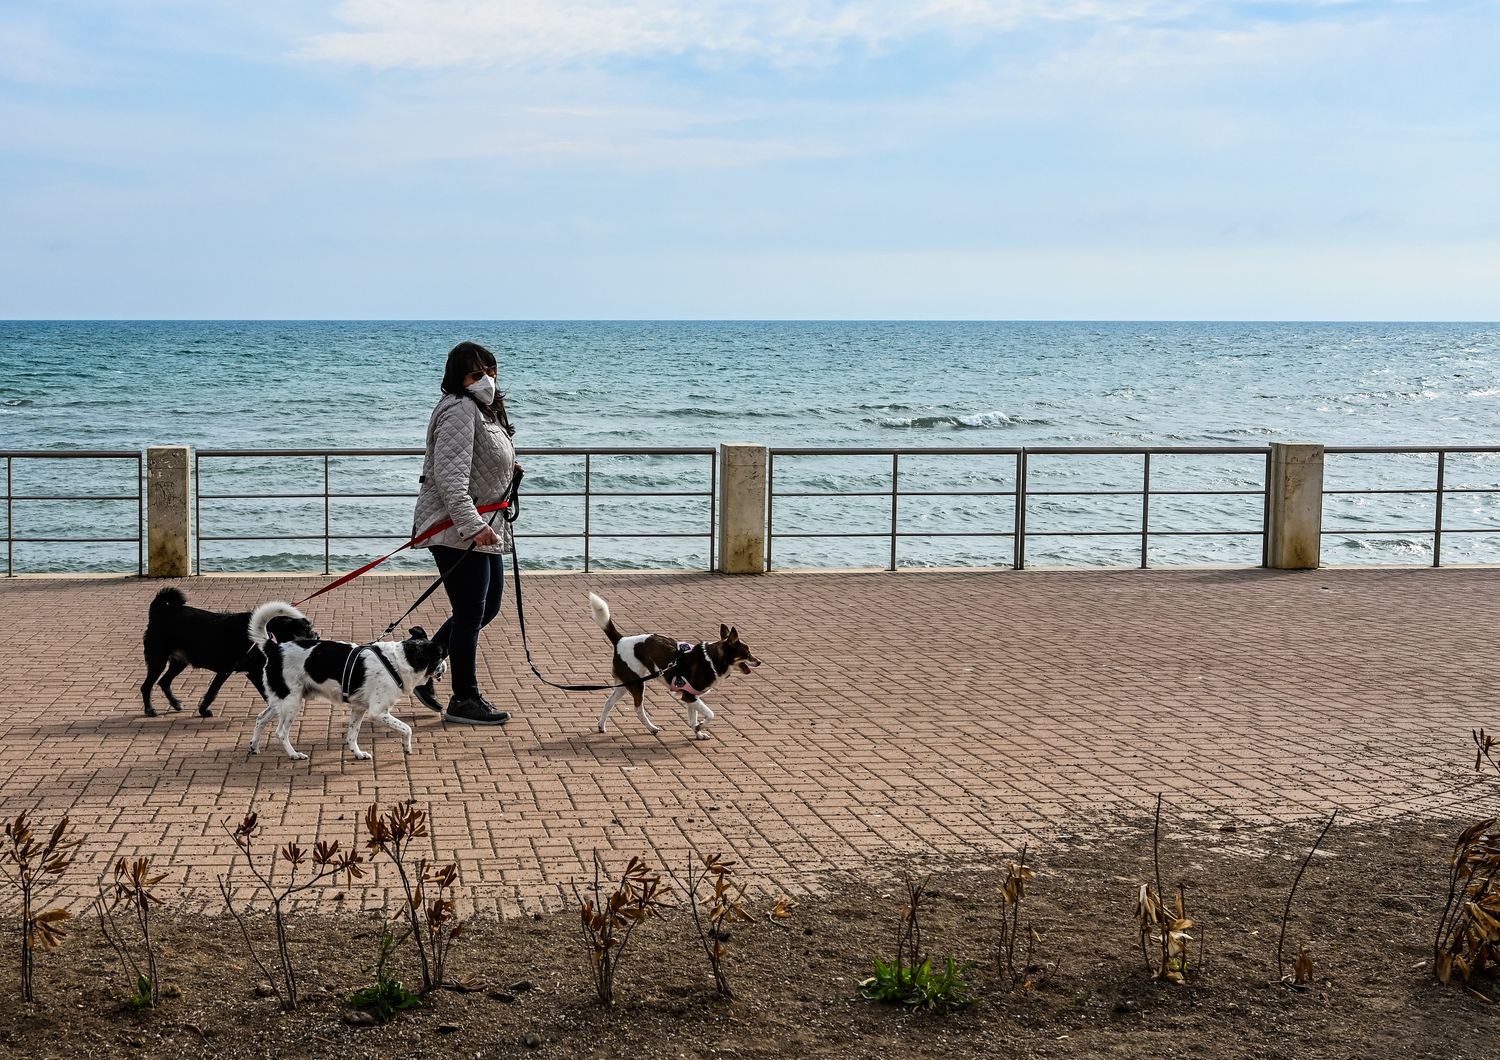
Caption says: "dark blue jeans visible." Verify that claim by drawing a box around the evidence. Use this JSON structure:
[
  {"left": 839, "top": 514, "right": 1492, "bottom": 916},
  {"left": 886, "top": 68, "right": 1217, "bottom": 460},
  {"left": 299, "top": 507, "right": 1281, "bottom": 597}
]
[{"left": 430, "top": 546, "right": 506, "bottom": 699}]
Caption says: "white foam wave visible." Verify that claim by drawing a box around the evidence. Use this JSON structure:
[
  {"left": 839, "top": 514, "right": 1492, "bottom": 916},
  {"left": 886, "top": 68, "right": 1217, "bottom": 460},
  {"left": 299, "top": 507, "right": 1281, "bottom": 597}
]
[{"left": 878, "top": 410, "right": 1050, "bottom": 430}]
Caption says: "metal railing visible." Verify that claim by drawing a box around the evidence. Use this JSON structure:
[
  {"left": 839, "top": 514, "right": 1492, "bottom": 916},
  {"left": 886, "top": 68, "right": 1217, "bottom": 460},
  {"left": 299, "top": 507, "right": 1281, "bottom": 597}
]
[
  {"left": 194, "top": 447, "right": 717, "bottom": 574},
  {"left": 1, "top": 450, "right": 144, "bottom": 576},
  {"left": 768, "top": 446, "right": 1272, "bottom": 570},
  {"left": 1324, "top": 446, "right": 1500, "bottom": 566}
]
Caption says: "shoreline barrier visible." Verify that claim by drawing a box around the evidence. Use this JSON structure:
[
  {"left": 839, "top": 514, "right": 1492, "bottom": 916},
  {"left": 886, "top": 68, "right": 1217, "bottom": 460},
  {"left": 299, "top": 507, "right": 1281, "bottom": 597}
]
[{"left": 4, "top": 442, "right": 1499, "bottom": 575}]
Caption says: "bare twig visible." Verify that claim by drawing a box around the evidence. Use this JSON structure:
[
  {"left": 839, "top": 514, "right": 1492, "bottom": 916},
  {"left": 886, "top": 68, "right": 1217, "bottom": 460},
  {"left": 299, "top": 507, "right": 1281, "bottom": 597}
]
[
  {"left": 670, "top": 852, "right": 752, "bottom": 999},
  {"left": 1475, "top": 729, "right": 1500, "bottom": 776},
  {"left": 1135, "top": 795, "right": 1194, "bottom": 983},
  {"left": 98, "top": 857, "right": 167, "bottom": 1005},
  {"left": 218, "top": 811, "right": 363, "bottom": 1010},
  {"left": 362, "top": 803, "right": 463, "bottom": 994},
  {"left": 1275, "top": 811, "right": 1336, "bottom": 986}
]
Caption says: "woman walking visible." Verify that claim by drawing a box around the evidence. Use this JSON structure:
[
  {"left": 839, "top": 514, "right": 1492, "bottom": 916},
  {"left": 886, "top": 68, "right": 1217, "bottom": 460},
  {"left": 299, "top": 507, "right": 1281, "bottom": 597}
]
[{"left": 410, "top": 341, "right": 518, "bottom": 725}]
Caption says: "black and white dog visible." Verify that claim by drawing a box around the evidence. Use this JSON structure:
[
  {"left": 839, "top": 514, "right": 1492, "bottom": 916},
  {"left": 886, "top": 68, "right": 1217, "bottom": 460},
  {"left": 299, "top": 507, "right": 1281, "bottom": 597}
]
[
  {"left": 140, "top": 588, "right": 318, "bottom": 717},
  {"left": 248, "top": 601, "right": 448, "bottom": 761},
  {"left": 588, "top": 593, "right": 760, "bottom": 740}
]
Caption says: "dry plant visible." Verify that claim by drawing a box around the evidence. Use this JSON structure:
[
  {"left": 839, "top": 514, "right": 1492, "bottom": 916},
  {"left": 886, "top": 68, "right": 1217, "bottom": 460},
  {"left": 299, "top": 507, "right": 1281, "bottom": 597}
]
[
  {"left": 768, "top": 895, "right": 798, "bottom": 922},
  {"left": 675, "top": 852, "right": 753, "bottom": 999},
  {"left": 1433, "top": 817, "right": 1500, "bottom": 1001},
  {"left": 996, "top": 844, "right": 1052, "bottom": 990},
  {"left": 95, "top": 857, "right": 167, "bottom": 1007},
  {"left": 1134, "top": 795, "right": 1195, "bottom": 984},
  {"left": 1475, "top": 729, "right": 1500, "bottom": 776},
  {"left": 1274, "top": 812, "right": 1336, "bottom": 990},
  {"left": 573, "top": 854, "right": 672, "bottom": 1007},
  {"left": 363, "top": 803, "right": 465, "bottom": 994},
  {"left": 0, "top": 812, "right": 80, "bottom": 1003},
  {"left": 218, "top": 811, "right": 364, "bottom": 1010}
]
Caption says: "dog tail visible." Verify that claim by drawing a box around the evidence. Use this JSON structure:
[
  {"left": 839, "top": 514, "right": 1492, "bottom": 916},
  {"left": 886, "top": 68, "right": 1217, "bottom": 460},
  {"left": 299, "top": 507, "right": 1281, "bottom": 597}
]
[
  {"left": 249, "top": 600, "right": 304, "bottom": 650},
  {"left": 588, "top": 592, "right": 621, "bottom": 645},
  {"left": 149, "top": 586, "right": 187, "bottom": 620}
]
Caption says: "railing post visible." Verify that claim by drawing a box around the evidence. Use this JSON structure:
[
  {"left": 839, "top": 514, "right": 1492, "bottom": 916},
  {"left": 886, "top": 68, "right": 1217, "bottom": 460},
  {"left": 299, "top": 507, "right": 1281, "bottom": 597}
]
[
  {"left": 1265, "top": 442, "right": 1324, "bottom": 570},
  {"left": 717, "top": 443, "right": 768, "bottom": 574},
  {"left": 146, "top": 445, "right": 192, "bottom": 577}
]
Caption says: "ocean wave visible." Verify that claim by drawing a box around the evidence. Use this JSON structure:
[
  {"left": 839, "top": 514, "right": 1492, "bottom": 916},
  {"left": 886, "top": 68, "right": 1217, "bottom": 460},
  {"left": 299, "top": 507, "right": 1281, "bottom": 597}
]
[
  {"left": 878, "top": 411, "right": 1050, "bottom": 430},
  {"left": 3, "top": 399, "right": 34, "bottom": 407}
]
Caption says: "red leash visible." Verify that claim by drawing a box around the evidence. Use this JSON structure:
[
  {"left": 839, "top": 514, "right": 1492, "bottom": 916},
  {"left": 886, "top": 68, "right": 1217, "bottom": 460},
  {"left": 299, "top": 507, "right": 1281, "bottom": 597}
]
[{"left": 292, "top": 500, "right": 511, "bottom": 608}]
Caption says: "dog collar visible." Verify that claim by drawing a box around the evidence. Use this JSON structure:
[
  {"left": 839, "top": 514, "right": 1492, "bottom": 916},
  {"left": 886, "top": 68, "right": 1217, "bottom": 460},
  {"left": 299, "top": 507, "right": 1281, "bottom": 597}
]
[{"left": 700, "top": 642, "right": 722, "bottom": 677}]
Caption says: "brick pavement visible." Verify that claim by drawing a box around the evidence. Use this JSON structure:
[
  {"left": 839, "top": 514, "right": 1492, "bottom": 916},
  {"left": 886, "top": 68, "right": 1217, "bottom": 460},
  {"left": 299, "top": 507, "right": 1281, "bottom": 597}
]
[{"left": 0, "top": 567, "right": 1495, "bottom": 915}]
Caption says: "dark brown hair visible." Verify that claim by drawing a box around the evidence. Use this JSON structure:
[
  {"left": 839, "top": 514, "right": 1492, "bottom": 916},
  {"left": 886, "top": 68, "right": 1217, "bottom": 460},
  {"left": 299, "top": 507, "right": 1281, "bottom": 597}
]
[{"left": 441, "top": 341, "right": 515, "bottom": 437}]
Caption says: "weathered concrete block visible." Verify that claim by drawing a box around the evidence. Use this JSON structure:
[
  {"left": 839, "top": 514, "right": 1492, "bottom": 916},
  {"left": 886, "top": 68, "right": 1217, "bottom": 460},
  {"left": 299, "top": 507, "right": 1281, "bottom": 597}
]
[
  {"left": 147, "top": 446, "right": 191, "bottom": 577},
  {"left": 1266, "top": 442, "right": 1324, "bottom": 570},
  {"left": 718, "top": 443, "right": 767, "bottom": 574}
]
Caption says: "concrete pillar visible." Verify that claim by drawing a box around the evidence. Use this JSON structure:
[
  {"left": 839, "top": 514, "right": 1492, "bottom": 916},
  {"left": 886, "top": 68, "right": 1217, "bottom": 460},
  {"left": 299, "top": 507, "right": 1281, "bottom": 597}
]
[
  {"left": 1266, "top": 442, "right": 1324, "bottom": 570},
  {"left": 718, "top": 443, "right": 767, "bottom": 574},
  {"left": 146, "top": 446, "right": 191, "bottom": 577}
]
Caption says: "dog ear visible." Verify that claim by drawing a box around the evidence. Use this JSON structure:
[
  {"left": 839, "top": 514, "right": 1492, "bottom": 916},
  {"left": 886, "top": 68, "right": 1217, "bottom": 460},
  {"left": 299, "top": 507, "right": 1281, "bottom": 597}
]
[
  {"left": 728, "top": 626, "right": 739, "bottom": 641},
  {"left": 408, "top": 626, "right": 428, "bottom": 641},
  {"left": 720, "top": 623, "right": 730, "bottom": 640}
]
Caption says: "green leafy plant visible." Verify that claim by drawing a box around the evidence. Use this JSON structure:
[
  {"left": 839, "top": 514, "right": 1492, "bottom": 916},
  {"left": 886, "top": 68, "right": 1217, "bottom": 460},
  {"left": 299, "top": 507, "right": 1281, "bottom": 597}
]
[
  {"left": 362, "top": 803, "right": 465, "bottom": 994},
  {"left": 573, "top": 855, "right": 672, "bottom": 1007},
  {"left": 862, "top": 954, "right": 973, "bottom": 1011},
  {"left": 95, "top": 856, "right": 167, "bottom": 1007},
  {"left": 859, "top": 873, "right": 972, "bottom": 1012},
  {"left": 218, "top": 811, "right": 365, "bottom": 1010},
  {"left": 349, "top": 927, "right": 424, "bottom": 1024},
  {"left": 126, "top": 973, "right": 155, "bottom": 1011},
  {"left": 0, "top": 812, "right": 80, "bottom": 1003}
]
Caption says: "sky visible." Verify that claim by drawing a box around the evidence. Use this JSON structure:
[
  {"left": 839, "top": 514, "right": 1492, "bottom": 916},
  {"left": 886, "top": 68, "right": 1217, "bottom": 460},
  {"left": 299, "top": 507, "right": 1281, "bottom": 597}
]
[{"left": 0, "top": 0, "right": 1496, "bottom": 320}]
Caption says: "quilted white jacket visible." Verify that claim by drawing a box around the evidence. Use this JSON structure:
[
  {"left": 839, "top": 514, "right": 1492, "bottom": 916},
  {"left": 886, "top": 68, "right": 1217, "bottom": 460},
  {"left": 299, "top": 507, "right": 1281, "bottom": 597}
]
[{"left": 411, "top": 394, "right": 516, "bottom": 554}]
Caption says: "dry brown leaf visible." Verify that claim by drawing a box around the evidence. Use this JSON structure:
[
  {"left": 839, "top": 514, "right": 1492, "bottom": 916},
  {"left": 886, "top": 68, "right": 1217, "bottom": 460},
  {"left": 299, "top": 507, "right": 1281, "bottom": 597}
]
[{"left": 1293, "top": 948, "right": 1314, "bottom": 985}]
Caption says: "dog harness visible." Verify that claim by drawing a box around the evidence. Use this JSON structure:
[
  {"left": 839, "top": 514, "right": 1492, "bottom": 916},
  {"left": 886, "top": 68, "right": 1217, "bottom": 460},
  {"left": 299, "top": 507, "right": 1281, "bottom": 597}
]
[
  {"left": 665, "top": 641, "right": 721, "bottom": 700},
  {"left": 340, "top": 643, "right": 405, "bottom": 702}
]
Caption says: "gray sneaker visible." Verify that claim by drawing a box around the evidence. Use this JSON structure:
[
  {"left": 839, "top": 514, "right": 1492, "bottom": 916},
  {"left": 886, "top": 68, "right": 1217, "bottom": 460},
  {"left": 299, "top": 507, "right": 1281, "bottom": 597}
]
[{"left": 445, "top": 694, "right": 510, "bottom": 725}]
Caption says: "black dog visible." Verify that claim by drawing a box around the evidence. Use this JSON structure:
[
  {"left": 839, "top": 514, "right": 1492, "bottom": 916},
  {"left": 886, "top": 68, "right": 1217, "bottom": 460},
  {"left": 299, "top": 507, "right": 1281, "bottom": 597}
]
[{"left": 140, "top": 588, "right": 318, "bottom": 717}]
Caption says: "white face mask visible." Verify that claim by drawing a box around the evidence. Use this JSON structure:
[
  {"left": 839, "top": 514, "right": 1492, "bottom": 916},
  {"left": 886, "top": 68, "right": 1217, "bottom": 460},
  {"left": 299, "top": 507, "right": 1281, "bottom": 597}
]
[{"left": 467, "top": 374, "right": 496, "bottom": 406}]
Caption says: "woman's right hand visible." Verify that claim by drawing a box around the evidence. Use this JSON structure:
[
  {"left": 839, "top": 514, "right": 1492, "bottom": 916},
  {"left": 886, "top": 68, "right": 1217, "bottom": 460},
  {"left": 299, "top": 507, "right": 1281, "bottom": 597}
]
[{"left": 472, "top": 526, "right": 501, "bottom": 547}]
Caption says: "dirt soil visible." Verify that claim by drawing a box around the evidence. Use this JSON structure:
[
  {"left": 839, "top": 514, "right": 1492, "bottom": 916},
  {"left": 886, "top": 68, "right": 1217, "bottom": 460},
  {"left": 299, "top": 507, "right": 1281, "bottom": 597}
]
[{"left": 2, "top": 813, "right": 1499, "bottom": 1060}]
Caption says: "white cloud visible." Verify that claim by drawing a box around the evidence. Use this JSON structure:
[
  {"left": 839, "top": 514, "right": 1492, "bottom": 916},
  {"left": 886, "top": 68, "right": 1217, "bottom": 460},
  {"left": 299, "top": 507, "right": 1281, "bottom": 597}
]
[
  {"left": 297, "top": 0, "right": 1196, "bottom": 70},
  {"left": 0, "top": 17, "right": 92, "bottom": 85}
]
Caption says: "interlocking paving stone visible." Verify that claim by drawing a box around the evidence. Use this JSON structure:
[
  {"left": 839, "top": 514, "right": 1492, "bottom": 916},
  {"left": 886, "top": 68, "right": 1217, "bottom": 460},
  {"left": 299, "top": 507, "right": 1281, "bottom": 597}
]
[{"left": 0, "top": 567, "right": 1493, "bottom": 913}]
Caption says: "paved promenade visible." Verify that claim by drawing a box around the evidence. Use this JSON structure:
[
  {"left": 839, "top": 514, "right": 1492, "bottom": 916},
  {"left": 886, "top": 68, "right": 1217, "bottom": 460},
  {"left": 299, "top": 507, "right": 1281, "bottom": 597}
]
[{"left": 1, "top": 567, "right": 1495, "bottom": 914}]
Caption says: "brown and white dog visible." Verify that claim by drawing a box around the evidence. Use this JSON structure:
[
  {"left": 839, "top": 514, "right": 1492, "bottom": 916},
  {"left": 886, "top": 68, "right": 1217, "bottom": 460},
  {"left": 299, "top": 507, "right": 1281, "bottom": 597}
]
[{"left": 588, "top": 593, "right": 760, "bottom": 740}]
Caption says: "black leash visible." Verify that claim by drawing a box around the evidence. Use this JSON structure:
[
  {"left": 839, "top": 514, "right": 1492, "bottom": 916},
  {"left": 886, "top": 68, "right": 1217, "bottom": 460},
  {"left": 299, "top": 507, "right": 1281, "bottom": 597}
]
[
  {"left": 371, "top": 468, "right": 683, "bottom": 693},
  {"left": 505, "top": 544, "right": 686, "bottom": 693}
]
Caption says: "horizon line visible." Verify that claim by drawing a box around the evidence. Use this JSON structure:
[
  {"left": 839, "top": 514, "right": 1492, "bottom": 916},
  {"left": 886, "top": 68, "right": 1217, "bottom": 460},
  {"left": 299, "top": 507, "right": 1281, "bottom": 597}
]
[{"left": 4, "top": 318, "right": 1499, "bottom": 326}]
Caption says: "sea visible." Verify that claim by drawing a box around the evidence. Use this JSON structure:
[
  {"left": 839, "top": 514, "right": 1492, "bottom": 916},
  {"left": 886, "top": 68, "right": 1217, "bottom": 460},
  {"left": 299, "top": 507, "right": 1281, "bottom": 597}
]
[{"left": 2, "top": 320, "right": 1499, "bottom": 573}]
